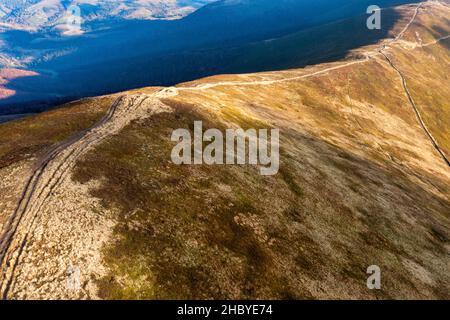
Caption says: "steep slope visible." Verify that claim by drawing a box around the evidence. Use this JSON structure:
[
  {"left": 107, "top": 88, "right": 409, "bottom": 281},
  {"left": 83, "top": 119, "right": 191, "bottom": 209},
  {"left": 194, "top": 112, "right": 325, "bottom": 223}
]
[
  {"left": 0, "top": 1, "right": 449, "bottom": 299},
  {"left": 0, "top": 1, "right": 216, "bottom": 30}
]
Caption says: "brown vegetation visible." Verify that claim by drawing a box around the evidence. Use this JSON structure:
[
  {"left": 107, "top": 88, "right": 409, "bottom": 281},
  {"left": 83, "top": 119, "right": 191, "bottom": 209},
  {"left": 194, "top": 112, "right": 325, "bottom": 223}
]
[{"left": 1, "top": 1, "right": 449, "bottom": 300}]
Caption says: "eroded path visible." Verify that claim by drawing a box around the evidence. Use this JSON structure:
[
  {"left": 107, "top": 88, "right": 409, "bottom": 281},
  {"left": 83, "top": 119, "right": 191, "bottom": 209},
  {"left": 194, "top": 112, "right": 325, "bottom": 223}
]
[
  {"left": 378, "top": 2, "right": 450, "bottom": 167},
  {"left": 175, "top": 2, "right": 450, "bottom": 168},
  {"left": 0, "top": 94, "right": 174, "bottom": 298}
]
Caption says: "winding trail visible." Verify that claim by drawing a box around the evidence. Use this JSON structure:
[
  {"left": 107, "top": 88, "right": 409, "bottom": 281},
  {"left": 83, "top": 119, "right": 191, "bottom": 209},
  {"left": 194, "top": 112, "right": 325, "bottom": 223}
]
[
  {"left": 174, "top": 1, "right": 450, "bottom": 167},
  {"left": 170, "top": 4, "right": 444, "bottom": 92},
  {"left": 0, "top": 2, "right": 449, "bottom": 299},
  {"left": 380, "top": 51, "right": 450, "bottom": 167},
  {"left": 0, "top": 94, "right": 174, "bottom": 298}
]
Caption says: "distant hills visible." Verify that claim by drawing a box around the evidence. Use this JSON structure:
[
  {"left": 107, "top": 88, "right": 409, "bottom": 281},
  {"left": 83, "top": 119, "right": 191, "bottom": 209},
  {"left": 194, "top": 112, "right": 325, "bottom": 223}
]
[{"left": 0, "top": 1, "right": 216, "bottom": 31}]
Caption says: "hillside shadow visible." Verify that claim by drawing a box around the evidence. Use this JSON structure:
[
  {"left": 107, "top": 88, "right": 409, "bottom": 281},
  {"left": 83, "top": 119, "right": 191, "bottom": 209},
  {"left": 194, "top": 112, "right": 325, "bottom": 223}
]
[
  {"left": 0, "top": 1, "right": 421, "bottom": 115},
  {"left": 431, "top": 24, "right": 450, "bottom": 50}
]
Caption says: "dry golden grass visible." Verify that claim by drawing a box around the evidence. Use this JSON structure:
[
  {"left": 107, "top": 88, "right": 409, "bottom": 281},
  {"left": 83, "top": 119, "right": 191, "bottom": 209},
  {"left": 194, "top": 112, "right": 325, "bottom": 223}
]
[
  {"left": 67, "top": 2, "right": 450, "bottom": 299},
  {"left": 0, "top": 97, "right": 113, "bottom": 168},
  {"left": 1, "top": 1, "right": 449, "bottom": 300}
]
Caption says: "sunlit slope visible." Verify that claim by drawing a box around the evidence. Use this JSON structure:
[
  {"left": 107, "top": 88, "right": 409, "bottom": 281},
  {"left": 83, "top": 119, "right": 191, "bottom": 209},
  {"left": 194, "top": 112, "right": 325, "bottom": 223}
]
[
  {"left": 0, "top": 2, "right": 448, "bottom": 299},
  {"left": 387, "top": 1, "right": 450, "bottom": 157},
  {"left": 72, "top": 2, "right": 449, "bottom": 299}
]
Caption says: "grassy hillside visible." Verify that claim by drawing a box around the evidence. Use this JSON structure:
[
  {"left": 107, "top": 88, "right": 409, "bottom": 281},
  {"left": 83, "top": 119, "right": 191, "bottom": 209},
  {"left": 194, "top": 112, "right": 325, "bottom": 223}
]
[
  {"left": 0, "top": 95, "right": 114, "bottom": 242},
  {"left": 70, "top": 2, "right": 450, "bottom": 299},
  {"left": 0, "top": 1, "right": 449, "bottom": 300},
  {"left": 0, "top": 1, "right": 420, "bottom": 113}
]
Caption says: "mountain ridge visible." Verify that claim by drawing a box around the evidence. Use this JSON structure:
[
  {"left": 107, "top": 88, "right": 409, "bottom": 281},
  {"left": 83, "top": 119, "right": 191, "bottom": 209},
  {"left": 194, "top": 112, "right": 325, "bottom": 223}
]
[
  {"left": 0, "top": 0, "right": 216, "bottom": 31},
  {"left": 0, "top": 1, "right": 448, "bottom": 299}
]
